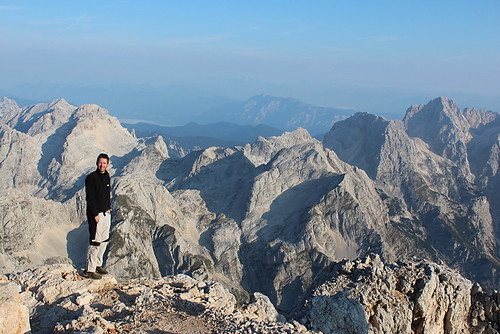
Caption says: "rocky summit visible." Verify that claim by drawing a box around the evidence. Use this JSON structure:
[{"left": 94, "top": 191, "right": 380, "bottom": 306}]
[
  {"left": 0, "top": 96, "right": 499, "bottom": 332},
  {"left": 1, "top": 256, "right": 498, "bottom": 333},
  {"left": 1, "top": 264, "right": 312, "bottom": 333}
]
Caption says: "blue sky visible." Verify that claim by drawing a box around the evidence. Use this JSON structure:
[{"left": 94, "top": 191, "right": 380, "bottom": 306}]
[{"left": 1, "top": 0, "right": 499, "bottom": 116}]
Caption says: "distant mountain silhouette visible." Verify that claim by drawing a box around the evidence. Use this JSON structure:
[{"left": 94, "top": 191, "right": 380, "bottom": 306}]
[
  {"left": 199, "top": 94, "right": 354, "bottom": 135},
  {"left": 123, "top": 121, "right": 284, "bottom": 147}
]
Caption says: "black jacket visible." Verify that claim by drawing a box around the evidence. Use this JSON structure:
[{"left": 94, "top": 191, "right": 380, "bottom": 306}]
[{"left": 85, "top": 169, "right": 111, "bottom": 217}]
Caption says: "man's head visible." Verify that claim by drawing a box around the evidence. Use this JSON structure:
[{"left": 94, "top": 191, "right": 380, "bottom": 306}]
[{"left": 96, "top": 153, "right": 110, "bottom": 174}]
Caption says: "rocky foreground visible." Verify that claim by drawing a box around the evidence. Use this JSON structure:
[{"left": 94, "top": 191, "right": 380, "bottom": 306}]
[
  {"left": 0, "top": 264, "right": 314, "bottom": 334},
  {"left": 302, "top": 254, "right": 499, "bottom": 334},
  {"left": 1, "top": 255, "right": 499, "bottom": 334}
]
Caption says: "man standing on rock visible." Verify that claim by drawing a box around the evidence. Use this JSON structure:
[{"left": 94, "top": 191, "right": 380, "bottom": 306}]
[{"left": 84, "top": 153, "right": 112, "bottom": 279}]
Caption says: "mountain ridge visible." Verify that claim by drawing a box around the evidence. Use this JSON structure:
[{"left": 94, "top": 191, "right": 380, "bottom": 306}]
[
  {"left": 324, "top": 96, "right": 499, "bottom": 287},
  {"left": 198, "top": 93, "right": 354, "bottom": 135},
  {"left": 123, "top": 121, "right": 284, "bottom": 156},
  {"left": 0, "top": 96, "right": 498, "bottom": 332}
]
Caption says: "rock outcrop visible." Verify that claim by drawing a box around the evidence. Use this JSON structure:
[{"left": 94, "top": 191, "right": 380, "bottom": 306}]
[
  {"left": 2, "top": 265, "right": 313, "bottom": 334},
  {"left": 2, "top": 259, "right": 498, "bottom": 333},
  {"left": 303, "top": 254, "right": 499, "bottom": 334},
  {"left": 0, "top": 274, "right": 30, "bottom": 334}
]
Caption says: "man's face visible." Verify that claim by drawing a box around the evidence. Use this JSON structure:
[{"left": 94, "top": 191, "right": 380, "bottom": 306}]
[{"left": 96, "top": 157, "right": 109, "bottom": 174}]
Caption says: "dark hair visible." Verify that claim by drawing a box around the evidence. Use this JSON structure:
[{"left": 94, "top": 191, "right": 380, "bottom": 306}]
[{"left": 96, "top": 153, "right": 110, "bottom": 163}]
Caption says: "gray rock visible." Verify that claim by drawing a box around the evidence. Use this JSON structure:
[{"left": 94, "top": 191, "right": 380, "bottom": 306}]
[
  {"left": 304, "top": 255, "right": 499, "bottom": 334},
  {"left": 0, "top": 281, "right": 30, "bottom": 334},
  {"left": 323, "top": 97, "right": 499, "bottom": 289}
]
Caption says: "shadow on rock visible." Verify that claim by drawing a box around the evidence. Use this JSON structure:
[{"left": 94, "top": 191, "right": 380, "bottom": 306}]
[
  {"left": 66, "top": 221, "right": 89, "bottom": 269},
  {"left": 173, "top": 298, "right": 206, "bottom": 317}
]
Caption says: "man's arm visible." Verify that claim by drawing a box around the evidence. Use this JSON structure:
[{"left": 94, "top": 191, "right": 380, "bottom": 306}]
[{"left": 85, "top": 173, "right": 99, "bottom": 220}]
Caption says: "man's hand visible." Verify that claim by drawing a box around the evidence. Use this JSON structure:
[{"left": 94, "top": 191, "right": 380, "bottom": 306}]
[{"left": 95, "top": 215, "right": 100, "bottom": 223}]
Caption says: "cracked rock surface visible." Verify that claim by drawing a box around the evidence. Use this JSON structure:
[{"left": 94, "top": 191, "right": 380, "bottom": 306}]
[
  {"left": 2, "top": 264, "right": 316, "bottom": 334},
  {"left": 302, "top": 254, "right": 499, "bottom": 334}
]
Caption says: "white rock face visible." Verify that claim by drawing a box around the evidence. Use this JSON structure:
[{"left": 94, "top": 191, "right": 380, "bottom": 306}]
[
  {"left": 303, "top": 254, "right": 500, "bottom": 334},
  {"left": 0, "top": 279, "right": 30, "bottom": 334},
  {"left": 0, "top": 190, "right": 76, "bottom": 272},
  {"left": 0, "top": 99, "right": 138, "bottom": 273},
  {"left": 323, "top": 97, "right": 499, "bottom": 289},
  {"left": 0, "top": 124, "right": 42, "bottom": 193},
  {"left": 0, "top": 98, "right": 21, "bottom": 120},
  {"left": 154, "top": 128, "right": 410, "bottom": 311}
]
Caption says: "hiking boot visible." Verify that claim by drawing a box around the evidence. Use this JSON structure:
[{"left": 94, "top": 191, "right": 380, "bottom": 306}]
[
  {"left": 96, "top": 266, "right": 108, "bottom": 275},
  {"left": 83, "top": 270, "right": 102, "bottom": 279}
]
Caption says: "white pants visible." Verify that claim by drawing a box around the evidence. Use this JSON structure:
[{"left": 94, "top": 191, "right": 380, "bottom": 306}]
[{"left": 86, "top": 212, "right": 111, "bottom": 272}]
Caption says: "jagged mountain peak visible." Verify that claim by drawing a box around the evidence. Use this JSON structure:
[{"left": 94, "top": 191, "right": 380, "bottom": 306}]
[
  {"left": 0, "top": 98, "right": 76, "bottom": 136},
  {"left": 429, "top": 96, "right": 459, "bottom": 109},
  {"left": 28, "top": 99, "right": 76, "bottom": 135},
  {"left": 47, "top": 98, "right": 71, "bottom": 109},
  {"left": 74, "top": 103, "right": 110, "bottom": 117},
  {"left": 404, "top": 96, "right": 457, "bottom": 116},
  {"left": 403, "top": 96, "right": 466, "bottom": 130},
  {"left": 261, "top": 127, "right": 312, "bottom": 143},
  {"left": 462, "top": 107, "right": 499, "bottom": 129},
  {"left": 0, "top": 98, "right": 20, "bottom": 119},
  {"left": 323, "top": 112, "right": 390, "bottom": 179},
  {"left": 401, "top": 99, "right": 498, "bottom": 183},
  {"left": 61, "top": 104, "right": 137, "bottom": 171},
  {"left": 335, "top": 111, "right": 388, "bottom": 128},
  {"left": 0, "top": 97, "right": 20, "bottom": 110},
  {"left": 403, "top": 96, "right": 452, "bottom": 119},
  {"left": 246, "top": 128, "right": 314, "bottom": 166},
  {"left": 402, "top": 97, "right": 479, "bottom": 160},
  {"left": 0, "top": 96, "right": 15, "bottom": 103},
  {"left": 70, "top": 103, "right": 136, "bottom": 147},
  {"left": 351, "top": 111, "right": 386, "bottom": 119},
  {"left": 323, "top": 112, "right": 390, "bottom": 146}
]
